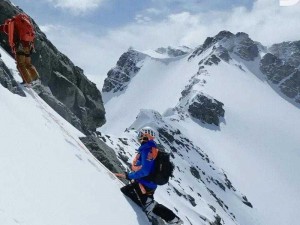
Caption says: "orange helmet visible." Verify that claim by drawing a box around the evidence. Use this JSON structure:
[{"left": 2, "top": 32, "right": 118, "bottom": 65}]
[{"left": 138, "top": 127, "right": 156, "bottom": 141}]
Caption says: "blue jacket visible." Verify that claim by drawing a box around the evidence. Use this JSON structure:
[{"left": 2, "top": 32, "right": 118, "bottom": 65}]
[{"left": 127, "top": 140, "right": 157, "bottom": 190}]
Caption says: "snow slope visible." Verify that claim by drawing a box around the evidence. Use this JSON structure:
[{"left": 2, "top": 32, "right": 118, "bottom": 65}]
[
  {"left": 170, "top": 58, "right": 300, "bottom": 225},
  {"left": 0, "top": 49, "right": 150, "bottom": 225},
  {"left": 100, "top": 39, "right": 300, "bottom": 225},
  {"left": 101, "top": 51, "right": 200, "bottom": 135}
]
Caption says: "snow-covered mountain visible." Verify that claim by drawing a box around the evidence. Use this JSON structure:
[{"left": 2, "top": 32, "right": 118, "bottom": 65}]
[
  {"left": 0, "top": 1, "right": 299, "bottom": 222},
  {"left": 100, "top": 31, "right": 300, "bottom": 225},
  {"left": 0, "top": 48, "right": 152, "bottom": 225}
]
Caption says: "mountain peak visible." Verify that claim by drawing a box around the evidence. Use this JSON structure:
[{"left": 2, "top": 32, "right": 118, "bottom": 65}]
[
  {"left": 102, "top": 49, "right": 147, "bottom": 101},
  {"left": 189, "top": 31, "right": 260, "bottom": 62}
]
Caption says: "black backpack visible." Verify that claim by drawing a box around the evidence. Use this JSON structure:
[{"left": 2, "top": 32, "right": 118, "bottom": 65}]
[{"left": 148, "top": 150, "right": 174, "bottom": 185}]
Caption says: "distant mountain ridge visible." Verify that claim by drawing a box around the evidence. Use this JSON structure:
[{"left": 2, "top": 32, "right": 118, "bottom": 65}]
[
  {"left": 103, "top": 31, "right": 300, "bottom": 108},
  {"left": 101, "top": 30, "right": 300, "bottom": 225}
]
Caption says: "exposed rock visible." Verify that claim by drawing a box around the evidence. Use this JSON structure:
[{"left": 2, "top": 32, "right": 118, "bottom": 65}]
[
  {"left": 223, "top": 173, "right": 236, "bottom": 191},
  {"left": 210, "top": 215, "right": 223, "bottom": 225},
  {"left": 158, "top": 127, "right": 176, "bottom": 143},
  {"left": 0, "top": 1, "right": 105, "bottom": 134},
  {"left": 33, "top": 84, "right": 83, "bottom": 131},
  {"left": 188, "top": 93, "right": 225, "bottom": 126},
  {"left": 80, "top": 135, "right": 125, "bottom": 174},
  {"left": 0, "top": 59, "right": 25, "bottom": 96},
  {"left": 187, "top": 194, "right": 197, "bottom": 207},
  {"left": 242, "top": 195, "right": 253, "bottom": 208},
  {"left": 189, "top": 31, "right": 259, "bottom": 62},
  {"left": 102, "top": 49, "right": 146, "bottom": 94},
  {"left": 189, "top": 31, "right": 234, "bottom": 60},
  {"left": 260, "top": 53, "right": 300, "bottom": 102},
  {"left": 269, "top": 41, "right": 300, "bottom": 68},
  {"left": 190, "top": 166, "right": 201, "bottom": 180},
  {"left": 234, "top": 32, "right": 259, "bottom": 61},
  {"left": 218, "top": 47, "right": 232, "bottom": 62},
  {"left": 199, "top": 54, "right": 221, "bottom": 66}
]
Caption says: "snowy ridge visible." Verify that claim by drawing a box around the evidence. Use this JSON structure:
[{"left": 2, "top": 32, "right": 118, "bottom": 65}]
[{"left": 102, "top": 47, "right": 192, "bottom": 104}]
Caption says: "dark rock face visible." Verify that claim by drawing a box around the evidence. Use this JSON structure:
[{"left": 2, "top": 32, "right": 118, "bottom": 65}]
[
  {"left": 218, "top": 46, "right": 232, "bottom": 63},
  {"left": 189, "top": 31, "right": 234, "bottom": 59},
  {"left": 189, "top": 31, "right": 259, "bottom": 62},
  {"left": 33, "top": 84, "right": 83, "bottom": 130},
  {"left": 234, "top": 32, "right": 259, "bottom": 61},
  {"left": 260, "top": 53, "right": 300, "bottom": 103},
  {"left": 200, "top": 54, "right": 221, "bottom": 66},
  {"left": 0, "top": 0, "right": 105, "bottom": 134},
  {"left": 269, "top": 41, "right": 300, "bottom": 68},
  {"left": 80, "top": 135, "right": 125, "bottom": 174},
  {"left": 102, "top": 49, "right": 146, "bottom": 94},
  {"left": 242, "top": 195, "right": 253, "bottom": 208},
  {"left": 188, "top": 94, "right": 225, "bottom": 126},
  {"left": 210, "top": 215, "right": 222, "bottom": 225},
  {"left": 0, "top": 58, "right": 25, "bottom": 96},
  {"left": 190, "top": 166, "right": 201, "bottom": 180}
]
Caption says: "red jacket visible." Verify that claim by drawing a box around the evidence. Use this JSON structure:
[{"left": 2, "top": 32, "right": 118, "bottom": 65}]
[{"left": 0, "top": 23, "right": 31, "bottom": 49}]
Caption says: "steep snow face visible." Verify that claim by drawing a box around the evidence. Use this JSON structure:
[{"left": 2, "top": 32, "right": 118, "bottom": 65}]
[
  {"left": 173, "top": 56, "right": 300, "bottom": 225},
  {"left": 0, "top": 50, "right": 150, "bottom": 225},
  {"left": 101, "top": 49, "right": 201, "bottom": 135},
  {"left": 101, "top": 31, "right": 300, "bottom": 225}
]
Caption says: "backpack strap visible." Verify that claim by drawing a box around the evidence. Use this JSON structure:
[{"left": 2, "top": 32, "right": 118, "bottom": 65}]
[
  {"left": 147, "top": 147, "right": 158, "bottom": 161},
  {"left": 4, "top": 18, "right": 16, "bottom": 55},
  {"left": 132, "top": 153, "right": 142, "bottom": 172}
]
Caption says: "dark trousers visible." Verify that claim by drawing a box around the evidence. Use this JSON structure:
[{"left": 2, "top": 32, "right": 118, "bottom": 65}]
[{"left": 121, "top": 182, "right": 177, "bottom": 222}]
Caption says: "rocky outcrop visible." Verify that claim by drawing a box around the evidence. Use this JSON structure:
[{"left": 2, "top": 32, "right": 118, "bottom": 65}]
[
  {"left": 233, "top": 32, "right": 259, "bottom": 61},
  {"left": 0, "top": 58, "right": 25, "bottom": 96},
  {"left": 188, "top": 93, "right": 225, "bottom": 126},
  {"left": 188, "top": 31, "right": 235, "bottom": 59},
  {"left": 102, "top": 49, "right": 146, "bottom": 97},
  {"left": 189, "top": 31, "right": 259, "bottom": 62},
  {"left": 80, "top": 135, "right": 125, "bottom": 174},
  {"left": 269, "top": 41, "right": 300, "bottom": 68},
  {"left": 0, "top": 0, "right": 105, "bottom": 134},
  {"left": 260, "top": 52, "right": 300, "bottom": 103}
]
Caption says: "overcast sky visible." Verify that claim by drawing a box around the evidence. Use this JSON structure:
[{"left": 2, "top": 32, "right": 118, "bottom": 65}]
[{"left": 10, "top": 0, "right": 300, "bottom": 88}]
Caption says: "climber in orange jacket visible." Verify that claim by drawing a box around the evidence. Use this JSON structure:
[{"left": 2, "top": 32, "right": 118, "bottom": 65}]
[{"left": 0, "top": 13, "right": 39, "bottom": 84}]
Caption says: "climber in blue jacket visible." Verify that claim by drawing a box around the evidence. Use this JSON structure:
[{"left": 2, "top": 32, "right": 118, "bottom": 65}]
[
  {"left": 126, "top": 137, "right": 158, "bottom": 190},
  {"left": 115, "top": 127, "right": 183, "bottom": 225}
]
